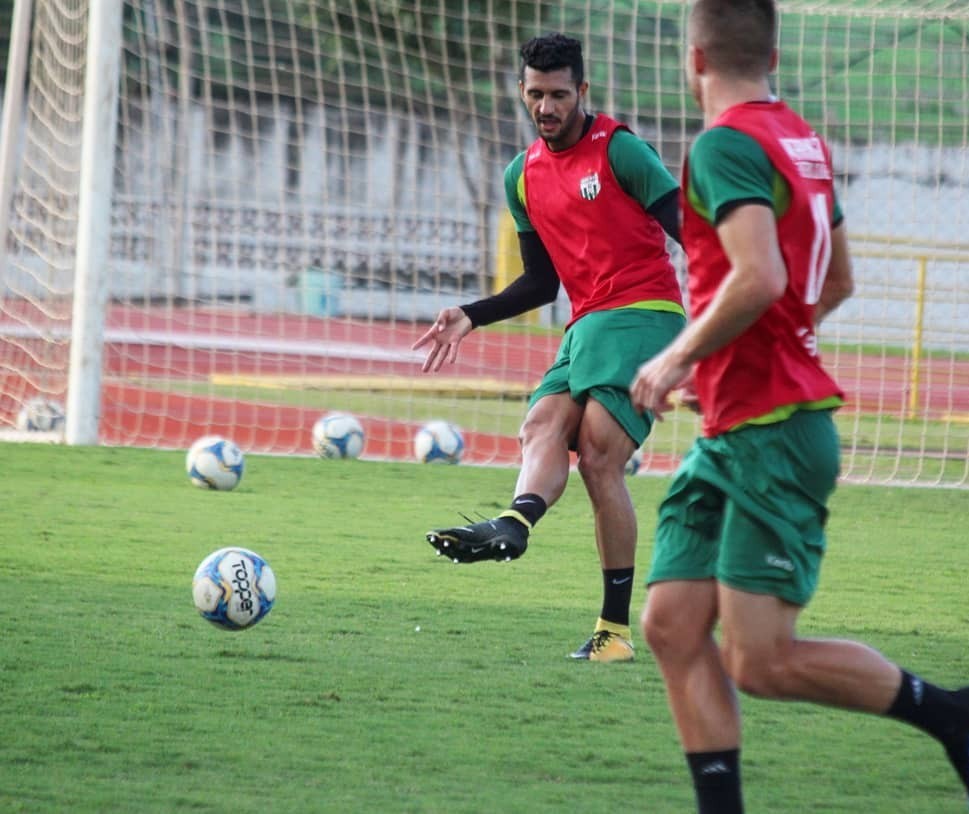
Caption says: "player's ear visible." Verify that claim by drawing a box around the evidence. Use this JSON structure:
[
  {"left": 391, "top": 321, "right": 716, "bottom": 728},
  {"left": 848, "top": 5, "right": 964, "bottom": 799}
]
[
  {"left": 768, "top": 48, "right": 779, "bottom": 73},
  {"left": 518, "top": 80, "right": 526, "bottom": 101},
  {"left": 577, "top": 80, "right": 589, "bottom": 100},
  {"left": 689, "top": 45, "right": 706, "bottom": 76}
]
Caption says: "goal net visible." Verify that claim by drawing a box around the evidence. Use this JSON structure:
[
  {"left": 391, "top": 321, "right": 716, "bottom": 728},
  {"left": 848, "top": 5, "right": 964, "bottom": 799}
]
[{"left": 1, "top": 0, "right": 967, "bottom": 487}]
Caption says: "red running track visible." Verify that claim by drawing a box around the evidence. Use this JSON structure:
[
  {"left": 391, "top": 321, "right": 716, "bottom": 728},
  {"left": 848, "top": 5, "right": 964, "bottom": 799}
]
[{"left": 3, "top": 304, "right": 968, "bottom": 469}]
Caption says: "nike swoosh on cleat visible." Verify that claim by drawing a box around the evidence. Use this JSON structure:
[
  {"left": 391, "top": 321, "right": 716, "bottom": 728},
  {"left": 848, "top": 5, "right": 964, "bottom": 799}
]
[{"left": 470, "top": 546, "right": 488, "bottom": 554}]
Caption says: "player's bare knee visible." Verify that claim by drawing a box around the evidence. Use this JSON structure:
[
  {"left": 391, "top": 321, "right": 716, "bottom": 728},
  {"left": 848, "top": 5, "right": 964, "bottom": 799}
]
[
  {"left": 642, "top": 601, "right": 697, "bottom": 661},
  {"left": 642, "top": 616, "right": 674, "bottom": 659},
  {"left": 639, "top": 604, "right": 651, "bottom": 642},
  {"left": 519, "top": 413, "right": 565, "bottom": 450},
  {"left": 517, "top": 414, "right": 539, "bottom": 446},
  {"left": 576, "top": 448, "right": 610, "bottom": 483},
  {"left": 721, "top": 640, "right": 795, "bottom": 700},
  {"left": 721, "top": 642, "right": 769, "bottom": 697}
]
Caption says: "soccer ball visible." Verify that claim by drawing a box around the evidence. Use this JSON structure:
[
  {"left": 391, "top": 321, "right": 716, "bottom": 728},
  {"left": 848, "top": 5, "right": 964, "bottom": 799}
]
[
  {"left": 414, "top": 420, "right": 464, "bottom": 464},
  {"left": 192, "top": 547, "right": 276, "bottom": 630},
  {"left": 625, "top": 447, "right": 644, "bottom": 476},
  {"left": 312, "top": 412, "right": 365, "bottom": 459},
  {"left": 186, "top": 435, "right": 245, "bottom": 491},
  {"left": 16, "top": 397, "right": 66, "bottom": 432}
]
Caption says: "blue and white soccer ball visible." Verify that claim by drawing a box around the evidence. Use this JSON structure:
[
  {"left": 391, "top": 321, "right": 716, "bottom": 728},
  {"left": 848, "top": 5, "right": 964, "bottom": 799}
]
[
  {"left": 312, "top": 412, "right": 365, "bottom": 459},
  {"left": 16, "top": 397, "right": 66, "bottom": 432},
  {"left": 192, "top": 547, "right": 276, "bottom": 630},
  {"left": 186, "top": 435, "right": 245, "bottom": 491},
  {"left": 625, "top": 447, "right": 644, "bottom": 476},
  {"left": 414, "top": 420, "right": 464, "bottom": 464}
]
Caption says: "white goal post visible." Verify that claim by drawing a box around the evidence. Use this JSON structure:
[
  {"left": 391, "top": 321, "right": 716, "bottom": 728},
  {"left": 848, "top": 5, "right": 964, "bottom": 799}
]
[{"left": 1, "top": 0, "right": 968, "bottom": 487}]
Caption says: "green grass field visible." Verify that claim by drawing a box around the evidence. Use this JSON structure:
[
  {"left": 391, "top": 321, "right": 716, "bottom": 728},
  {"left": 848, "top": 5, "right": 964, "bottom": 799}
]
[{"left": 2, "top": 443, "right": 968, "bottom": 813}]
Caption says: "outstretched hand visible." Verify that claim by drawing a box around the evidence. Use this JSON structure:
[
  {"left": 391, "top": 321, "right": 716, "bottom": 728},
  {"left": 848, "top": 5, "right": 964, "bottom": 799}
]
[
  {"left": 673, "top": 377, "right": 702, "bottom": 415},
  {"left": 629, "top": 349, "right": 694, "bottom": 421},
  {"left": 412, "top": 307, "right": 474, "bottom": 372}
]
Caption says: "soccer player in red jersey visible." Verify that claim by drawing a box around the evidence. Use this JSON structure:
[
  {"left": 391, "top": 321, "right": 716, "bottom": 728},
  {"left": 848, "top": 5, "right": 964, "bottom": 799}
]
[
  {"left": 630, "top": 1, "right": 969, "bottom": 810},
  {"left": 413, "top": 33, "right": 684, "bottom": 662}
]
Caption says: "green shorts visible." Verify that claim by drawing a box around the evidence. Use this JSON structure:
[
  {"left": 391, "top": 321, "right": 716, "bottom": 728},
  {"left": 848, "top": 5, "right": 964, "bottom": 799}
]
[
  {"left": 529, "top": 308, "right": 685, "bottom": 447},
  {"left": 647, "top": 409, "right": 841, "bottom": 606}
]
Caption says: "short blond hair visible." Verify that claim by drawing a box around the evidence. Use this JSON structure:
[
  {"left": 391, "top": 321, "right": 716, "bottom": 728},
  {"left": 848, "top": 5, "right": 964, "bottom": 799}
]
[{"left": 689, "top": 0, "right": 777, "bottom": 79}]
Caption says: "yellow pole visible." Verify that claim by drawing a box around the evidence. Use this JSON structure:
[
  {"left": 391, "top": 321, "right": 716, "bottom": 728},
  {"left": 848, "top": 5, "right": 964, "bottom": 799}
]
[
  {"left": 907, "top": 256, "right": 928, "bottom": 420},
  {"left": 494, "top": 208, "right": 538, "bottom": 325}
]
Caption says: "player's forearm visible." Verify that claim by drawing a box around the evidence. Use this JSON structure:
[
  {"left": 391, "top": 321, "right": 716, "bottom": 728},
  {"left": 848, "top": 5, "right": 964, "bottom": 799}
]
[
  {"left": 815, "top": 224, "right": 854, "bottom": 324},
  {"left": 814, "top": 289, "right": 850, "bottom": 324},
  {"left": 668, "top": 264, "right": 780, "bottom": 366},
  {"left": 459, "top": 231, "right": 559, "bottom": 328},
  {"left": 647, "top": 189, "right": 682, "bottom": 246},
  {"left": 667, "top": 204, "right": 787, "bottom": 364}
]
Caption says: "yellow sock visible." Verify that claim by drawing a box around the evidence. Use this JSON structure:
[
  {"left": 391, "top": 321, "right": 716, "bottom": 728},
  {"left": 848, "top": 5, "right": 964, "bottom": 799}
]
[{"left": 594, "top": 618, "right": 631, "bottom": 639}]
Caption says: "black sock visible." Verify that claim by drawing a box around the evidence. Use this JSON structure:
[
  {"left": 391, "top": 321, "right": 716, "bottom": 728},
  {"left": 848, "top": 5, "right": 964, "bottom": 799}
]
[
  {"left": 887, "top": 671, "right": 969, "bottom": 743},
  {"left": 505, "top": 493, "right": 547, "bottom": 529},
  {"left": 600, "top": 567, "right": 635, "bottom": 627},
  {"left": 686, "top": 750, "right": 743, "bottom": 814},
  {"left": 887, "top": 672, "right": 969, "bottom": 792}
]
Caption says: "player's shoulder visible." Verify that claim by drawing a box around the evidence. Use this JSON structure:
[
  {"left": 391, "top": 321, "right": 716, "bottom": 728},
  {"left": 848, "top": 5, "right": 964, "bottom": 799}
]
[
  {"left": 504, "top": 150, "right": 527, "bottom": 181},
  {"left": 607, "top": 126, "right": 665, "bottom": 169},
  {"left": 504, "top": 150, "right": 529, "bottom": 215},
  {"left": 609, "top": 125, "right": 655, "bottom": 150},
  {"left": 608, "top": 126, "right": 637, "bottom": 147},
  {"left": 693, "top": 125, "right": 761, "bottom": 156},
  {"left": 691, "top": 126, "right": 770, "bottom": 174}
]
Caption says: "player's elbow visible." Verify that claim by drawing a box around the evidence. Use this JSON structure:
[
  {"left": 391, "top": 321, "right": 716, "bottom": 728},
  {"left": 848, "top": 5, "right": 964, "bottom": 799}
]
[
  {"left": 541, "top": 282, "right": 560, "bottom": 306},
  {"left": 751, "top": 249, "right": 789, "bottom": 305},
  {"left": 819, "top": 259, "right": 855, "bottom": 316},
  {"left": 825, "top": 223, "right": 854, "bottom": 307},
  {"left": 830, "top": 269, "right": 855, "bottom": 303},
  {"left": 763, "top": 271, "right": 788, "bottom": 304},
  {"left": 825, "top": 277, "right": 854, "bottom": 312},
  {"left": 732, "top": 259, "right": 786, "bottom": 310},
  {"left": 750, "top": 261, "right": 787, "bottom": 306}
]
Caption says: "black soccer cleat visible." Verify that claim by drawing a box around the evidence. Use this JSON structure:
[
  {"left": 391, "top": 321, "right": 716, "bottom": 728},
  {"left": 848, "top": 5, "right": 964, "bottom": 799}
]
[
  {"left": 943, "top": 734, "right": 969, "bottom": 800},
  {"left": 942, "top": 686, "right": 969, "bottom": 799},
  {"left": 426, "top": 517, "right": 528, "bottom": 564}
]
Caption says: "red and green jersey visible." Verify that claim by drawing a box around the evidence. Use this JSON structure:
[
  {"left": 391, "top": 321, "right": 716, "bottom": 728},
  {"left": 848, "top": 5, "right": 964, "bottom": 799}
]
[
  {"left": 681, "top": 100, "right": 844, "bottom": 437},
  {"left": 508, "top": 114, "right": 682, "bottom": 326}
]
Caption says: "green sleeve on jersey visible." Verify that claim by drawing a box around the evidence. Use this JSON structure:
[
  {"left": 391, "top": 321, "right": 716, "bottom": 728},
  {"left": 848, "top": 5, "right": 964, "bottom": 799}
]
[
  {"left": 504, "top": 151, "right": 532, "bottom": 232},
  {"left": 687, "top": 126, "right": 843, "bottom": 225},
  {"left": 607, "top": 129, "right": 679, "bottom": 210}
]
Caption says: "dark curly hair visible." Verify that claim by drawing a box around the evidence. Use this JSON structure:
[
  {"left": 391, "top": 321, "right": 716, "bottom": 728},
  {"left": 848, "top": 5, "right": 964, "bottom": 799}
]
[{"left": 519, "top": 33, "right": 584, "bottom": 86}]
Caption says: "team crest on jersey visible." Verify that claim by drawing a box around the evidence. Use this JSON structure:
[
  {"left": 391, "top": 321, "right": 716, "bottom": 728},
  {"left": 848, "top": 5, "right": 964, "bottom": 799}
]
[{"left": 579, "top": 172, "right": 601, "bottom": 200}]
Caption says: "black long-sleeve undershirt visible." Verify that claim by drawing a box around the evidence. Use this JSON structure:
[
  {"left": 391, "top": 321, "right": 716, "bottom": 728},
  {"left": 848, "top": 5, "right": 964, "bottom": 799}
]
[
  {"left": 648, "top": 188, "right": 681, "bottom": 247},
  {"left": 460, "top": 231, "right": 560, "bottom": 328}
]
